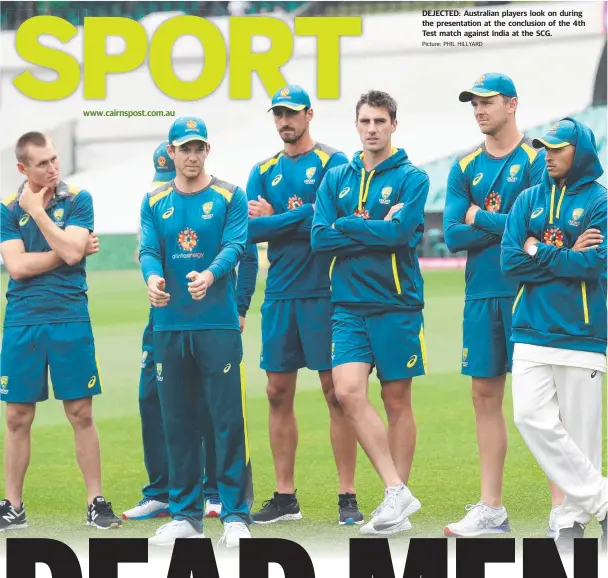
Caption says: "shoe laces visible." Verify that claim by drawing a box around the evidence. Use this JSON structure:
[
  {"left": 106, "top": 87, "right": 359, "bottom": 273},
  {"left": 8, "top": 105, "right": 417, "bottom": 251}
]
[
  {"left": 225, "top": 521, "right": 249, "bottom": 536},
  {"left": 380, "top": 486, "right": 401, "bottom": 512},
  {"left": 137, "top": 497, "right": 153, "bottom": 507},
  {"left": 463, "top": 502, "right": 494, "bottom": 522},
  {"left": 261, "top": 496, "right": 279, "bottom": 510},
  {"left": 340, "top": 497, "right": 359, "bottom": 510},
  {"left": 93, "top": 499, "right": 115, "bottom": 516},
  {"left": 207, "top": 495, "right": 221, "bottom": 505}
]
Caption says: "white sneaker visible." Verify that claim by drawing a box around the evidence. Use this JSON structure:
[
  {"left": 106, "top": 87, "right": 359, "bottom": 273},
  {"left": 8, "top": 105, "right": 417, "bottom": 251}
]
[
  {"left": 360, "top": 516, "right": 412, "bottom": 535},
  {"left": 218, "top": 521, "right": 251, "bottom": 548},
  {"left": 122, "top": 497, "right": 169, "bottom": 521},
  {"left": 444, "top": 502, "right": 511, "bottom": 537},
  {"left": 369, "top": 484, "right": 421, "bottom": 532},
  {"left": 148, "top": 520, "right": 204, "bottom": 546},
  {"left": 205, "top": 497, "right": 222, "bottom": 518},
  {"left": 547, "top": 505, "right": 560, "bottom": 538}
]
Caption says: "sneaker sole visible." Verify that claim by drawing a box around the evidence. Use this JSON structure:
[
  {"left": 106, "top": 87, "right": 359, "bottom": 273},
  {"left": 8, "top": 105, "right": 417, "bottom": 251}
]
[
  {"left": 0, "top": 522, "right": 28, "bottom": 532},
  {"left": 87, "top": 521, "right": 122, "bottom": 530},
  {"left": 252, "top": 512, "right": 303, "bottom": 525},
  {"left": 361, "top": 517, "right": 412, "bottom": 535},
  {"left": 122, "top": 509, "right": 170, "bottom": 521},
  {"left": 444, "top": 523, "right": 511, "bottom": 538},
  {"left": 373, "top": 497, "right": 421, "bottom": 532},
  {"left": 339, "top": 518, "right": 365, "bottom": 526}
]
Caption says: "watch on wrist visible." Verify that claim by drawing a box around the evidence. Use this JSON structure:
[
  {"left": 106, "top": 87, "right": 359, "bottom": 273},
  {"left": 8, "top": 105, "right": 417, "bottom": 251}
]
[{"left": 527, "top": 243, "right": 538, "bottom": 257}]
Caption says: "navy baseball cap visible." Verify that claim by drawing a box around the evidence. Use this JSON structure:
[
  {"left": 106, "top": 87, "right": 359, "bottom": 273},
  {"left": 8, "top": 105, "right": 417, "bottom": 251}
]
[
  {"left": 168, "top": 117, "right": 209, "bottom": 146},
  {"left": 459, "top": 73, "right": 518, "bottom": 102},
  {"left": 268, "top": 85, "right": 312, "bottom": 112},
  {"left": 533, "top": 119, "right": 577, "bottom": 149},
  {"left": 152, "top": 141, "right": 175, "bottom": 182}
]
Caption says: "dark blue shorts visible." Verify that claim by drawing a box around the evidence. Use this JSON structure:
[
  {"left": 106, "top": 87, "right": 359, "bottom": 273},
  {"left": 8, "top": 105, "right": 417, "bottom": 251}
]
[
  {"left": 331, "top": 307, "right": 427, "bottom": 381},
  {"left": 461, "top": 297, "right": 515, "bottom": 378},
  {"left": 0, "top": 322, "right": 102, "bottom": 403},
  {"left": 260, "top": 297, "right": 333, "bottom": 372}
]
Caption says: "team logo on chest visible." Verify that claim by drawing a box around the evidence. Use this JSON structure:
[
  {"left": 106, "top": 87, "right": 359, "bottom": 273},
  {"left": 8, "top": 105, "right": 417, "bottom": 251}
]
[
  {"left": 19, "top": 214, "right": 30, "bottom": 226},
  {"left": 53, "top": 207, "right": 65, "bottom": 227},
  {"left": 202, "top": 201, "right": 214, "bottom": 220},
  {"left": 288, "top": 195, "right": 304, "bottom": 210},
  {"left": 543, "top": 227, "right": 564, "bottom": 248},
  {"left": 569, "top": 208, "right": 584, "bottom": 227},
  {"left": 507, "top": 164, "right": 520, "bottom": 182},
  {"left": 484, "top": 192, "right": 501, "bottom": 213},
  {"left": 304, "top": 167, "right": 317, "bottom": 185},
  {"left": 272, "top": 174, "right": 283, "bottom": 186},
  {"left": 379, "top": 187, "right": 392, "bottom": 205}
]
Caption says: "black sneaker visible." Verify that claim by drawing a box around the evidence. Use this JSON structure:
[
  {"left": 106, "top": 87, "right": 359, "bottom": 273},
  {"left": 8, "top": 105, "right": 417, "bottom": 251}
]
[
  {"left": 0, "top": 499, "right": 27, "bottom": 531},
  {"left": 555, "top": 522, "right": 584, "bottom": 556},
  {"left": 87, "top": 496, "right": 122, "bottom": 529},
  {"left": 251, "top": 491, "right": 302, "bottom": 524},
  {"left": 600, "top": 515, "right": 607, "bottom": 554},
  {"left": 338, "top": 493, "right": 364, "bottom": 526}
]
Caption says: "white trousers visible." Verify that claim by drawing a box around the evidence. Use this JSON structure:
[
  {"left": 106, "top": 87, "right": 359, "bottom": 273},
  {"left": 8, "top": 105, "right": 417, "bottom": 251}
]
[{"left": 512, "top": 358, "right": 608, "bottom": 528}]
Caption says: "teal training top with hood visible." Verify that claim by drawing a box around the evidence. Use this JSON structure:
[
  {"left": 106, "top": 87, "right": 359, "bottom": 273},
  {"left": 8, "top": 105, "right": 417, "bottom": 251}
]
[
  {"left": 501, "top": 117, "right": 607, "bottom": 354},
  {"left": 311, "top": 147, "right": 429, "bottom": 316}
]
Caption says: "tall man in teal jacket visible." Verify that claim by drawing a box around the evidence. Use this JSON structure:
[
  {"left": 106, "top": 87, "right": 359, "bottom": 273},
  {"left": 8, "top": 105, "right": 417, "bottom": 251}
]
[
  {"left": 140, "top": 117, "right": 252, "bottom": 549},
  {"left": 237, "top": 85, "right": 363, "bottom": 526},
  {"left": 501, "top": 118, "right": 608, "bottom": 554},
  {"left": 443, "top": 73, "right": 562, "bottom": 538},
  {"left": 311, "top": 90, "right": 427, "bottom": 535}
]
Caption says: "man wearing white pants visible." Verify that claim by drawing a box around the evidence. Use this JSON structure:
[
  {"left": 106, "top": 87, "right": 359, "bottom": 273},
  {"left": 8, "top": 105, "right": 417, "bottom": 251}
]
[{"left": 500, "top": 117, "right": 607, "bottom": 554}]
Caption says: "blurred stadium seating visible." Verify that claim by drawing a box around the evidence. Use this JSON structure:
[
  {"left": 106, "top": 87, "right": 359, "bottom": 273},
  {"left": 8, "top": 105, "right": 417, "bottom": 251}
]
[{"left": 0, "top": 1, "right": 309, "bottom": 29}]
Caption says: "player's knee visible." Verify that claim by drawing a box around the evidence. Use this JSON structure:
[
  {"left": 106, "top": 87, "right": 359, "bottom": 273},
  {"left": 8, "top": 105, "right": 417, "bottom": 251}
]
[
  {"left": 319, "top": 372, "right": 340, "bottom": 408},
  {"left": 333, "top": 379, "right": 365, "bottom": 411},
  {"left": 64, "top": 399, "right": 94, "bottom": 429},
  {"left": 512, "top": 402, "right": 537, "bottom": 433},
  {"left": 380, "top": 381, "right": 412, "bottom": 417},
  {"left": 266, "top": 378, "right": 295, "bottom": 408},
  {"left": 472, "top": 378, "right": 504, "bottom": 410},
  {"left": 5, "top": 404, "right": 35, "bottom": 433}
]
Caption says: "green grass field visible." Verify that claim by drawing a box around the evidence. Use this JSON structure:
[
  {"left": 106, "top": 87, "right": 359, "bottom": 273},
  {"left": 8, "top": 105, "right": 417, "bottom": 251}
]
[{"left": 0, "top": 268, "right": 605, "bottom": 550}]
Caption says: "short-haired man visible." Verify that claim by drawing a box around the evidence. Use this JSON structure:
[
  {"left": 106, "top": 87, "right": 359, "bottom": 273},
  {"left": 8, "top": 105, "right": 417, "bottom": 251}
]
[
  {"left": 123, "top": 142, "right": 222, "bottom": 522},
  {"left": 0, "top": 131, "right": 120, "bottom": 530},
  {"left": 443, "top": 73, "right": 563, "bottom": 537},
  {"left": 140, "top": 117, "right": 252, "bottom": 548},
  {"left": 501, "top": 118, "right": 607, "bottom": 553},
  {"left": 239, "top": 85, "right": 363, "bottom": 526},
  {"left": 311, "top": 90, "right": 427, "bottom": 535}
]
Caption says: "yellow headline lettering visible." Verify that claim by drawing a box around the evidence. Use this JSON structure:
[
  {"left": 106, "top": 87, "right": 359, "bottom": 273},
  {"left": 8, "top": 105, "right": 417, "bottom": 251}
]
[
  {"left": 12, "top": 15, "right": 363, "bottom": 101},
  {"left": 13, "top": 16, "right": 79, "bottom": 100},
  {"left": 295, "top": 17, "right": 362, "bottom": 98},
  {"left": 84, "top": 17, "right": 148, "bottom": 99}
]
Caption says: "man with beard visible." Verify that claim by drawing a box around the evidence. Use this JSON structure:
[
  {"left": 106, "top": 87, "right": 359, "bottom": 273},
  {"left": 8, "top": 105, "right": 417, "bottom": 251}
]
[
  {"left": 443, "top": 73, "right": 563, "bottom": 537},
  {"left": 238, "top": 85, "right": 363, "bottom": 526},
  {"left": 140, "top": 117, "right": 251, "bottom": 548}
]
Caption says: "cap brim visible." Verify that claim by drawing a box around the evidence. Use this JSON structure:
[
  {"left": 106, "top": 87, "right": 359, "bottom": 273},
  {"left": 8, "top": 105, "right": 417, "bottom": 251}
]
[
  {"left": 532, "top": 137, "right": 571, "bottom": 149},
  {"left": 459, "top": 89, "right": 500, "bottom": 102},
  {"left": 172, "top": 136, "right": 208, "bottom": 146},
  {"left": 267, "top": 103, "right": 307, "bottom": 112},
  {"left": 153, "top": 170, "right": 176, "bottom": 182}
]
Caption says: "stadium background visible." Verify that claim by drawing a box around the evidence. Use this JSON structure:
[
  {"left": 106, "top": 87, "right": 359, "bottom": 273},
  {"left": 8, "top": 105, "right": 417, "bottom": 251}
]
[{"left": 0, "top": 0, "right": 606, "bottom": 546}]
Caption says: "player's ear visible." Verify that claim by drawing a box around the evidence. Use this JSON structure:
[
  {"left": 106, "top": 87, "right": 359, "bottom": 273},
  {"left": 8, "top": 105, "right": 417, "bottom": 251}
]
[
  {"left": 16, "top": 162, "right": 27, "bottom": 176},
  {"left": 167, "top": 144, "right": 176, "bottom": 160},
  {"left": 392, "top": 119, "right": 398, "bottom": 133},
  {"left": 204, "top": 143, "right": 211, "bottom": 157},
  {"left": 306, "top": 108, "right": 314, "bottom": 122}
]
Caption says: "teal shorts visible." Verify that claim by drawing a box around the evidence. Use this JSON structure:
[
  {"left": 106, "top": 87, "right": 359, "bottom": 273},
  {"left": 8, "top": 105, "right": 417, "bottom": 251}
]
[
  {"left": 331, "top": 307, "right": 427, "bottom": 381},
  {"left": 260, "top": 297, "right": 333, "bottom": 372},
  {"left": 0, "top": 322, "right": 102, "bottom": 403},
  {"left": 461, "top": 297, "right": 515, "bottom": 378}
]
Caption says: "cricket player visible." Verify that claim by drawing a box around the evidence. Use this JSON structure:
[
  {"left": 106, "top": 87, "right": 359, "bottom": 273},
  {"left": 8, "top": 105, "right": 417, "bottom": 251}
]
[
  {"left": 443, "top": 73, "right": 563, "bottom": 537},
  {"left": 501, "top": 118, "right": 607, "bottom": 553},
  {"left": 311, "top": 90, "right": 427, "bottom": 535},
  {"left": 140, "top": 117, "right": 252, "bottom": 548},
  {"left": 122, "top": 141, "right": 222, "bottom": 521},
  {"left": 0, "top": 131, "right": 121, "bottom": 530},
  {"left": 237, "top": 85, "right": 363, "bottom": 526}
]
